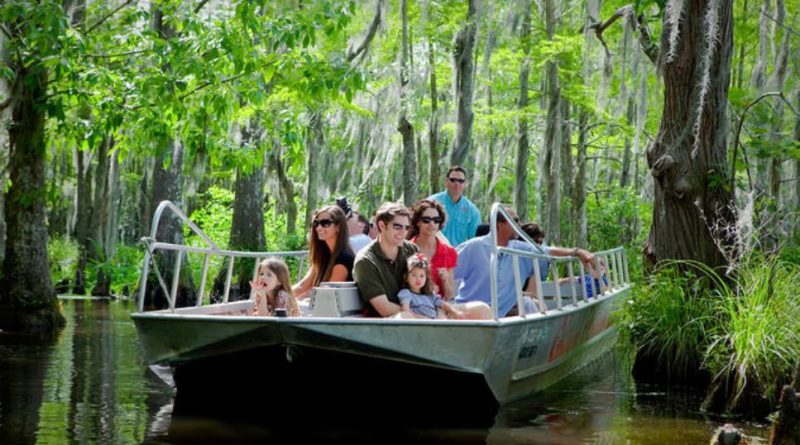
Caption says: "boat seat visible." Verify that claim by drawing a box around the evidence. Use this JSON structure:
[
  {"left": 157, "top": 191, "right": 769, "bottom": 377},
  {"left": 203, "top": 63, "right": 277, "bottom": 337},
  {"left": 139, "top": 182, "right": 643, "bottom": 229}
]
[{"left": 309, "top": 282, "right": 364, "bottom": 317}]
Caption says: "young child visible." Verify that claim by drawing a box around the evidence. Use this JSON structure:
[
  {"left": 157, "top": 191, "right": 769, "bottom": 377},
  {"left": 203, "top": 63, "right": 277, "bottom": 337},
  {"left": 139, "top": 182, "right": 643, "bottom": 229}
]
[
  {"left": 250, "top": 258, "right": 300, "bottom": 317},
  {"left": 398, "top": 255, "right": 463, "bottom": 319}
]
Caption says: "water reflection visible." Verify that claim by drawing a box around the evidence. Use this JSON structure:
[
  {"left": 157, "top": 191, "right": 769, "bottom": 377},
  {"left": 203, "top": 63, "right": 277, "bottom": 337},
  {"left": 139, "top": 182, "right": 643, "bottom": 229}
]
[{"left": 0, "top": 299, "right": 770, "bottom": 445}]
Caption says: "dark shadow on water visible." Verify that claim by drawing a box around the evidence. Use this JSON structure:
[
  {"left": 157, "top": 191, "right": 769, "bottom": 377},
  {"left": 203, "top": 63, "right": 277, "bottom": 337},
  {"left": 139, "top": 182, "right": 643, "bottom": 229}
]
[
  {"left": 155, "top": 345, "right": 501, "bottom": 445},
  {"left": 0, "top": 329, "right": 59, "bottom": 445}
]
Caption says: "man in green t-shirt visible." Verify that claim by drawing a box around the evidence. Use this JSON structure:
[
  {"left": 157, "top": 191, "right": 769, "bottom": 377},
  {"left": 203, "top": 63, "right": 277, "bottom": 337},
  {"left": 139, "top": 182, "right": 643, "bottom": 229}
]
[{"left": 353, "top": 202, "right": 418, "bottom": 317}]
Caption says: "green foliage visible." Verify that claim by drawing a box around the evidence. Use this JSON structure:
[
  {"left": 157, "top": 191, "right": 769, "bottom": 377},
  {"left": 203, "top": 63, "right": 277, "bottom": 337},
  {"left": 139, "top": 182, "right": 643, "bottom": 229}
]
[
  {"left": 617, "top": 263, "right": 718, "bottom": 378},
  {"left": 88, "top": 245, "right": 145, "bottom": 296},
  {"left": 585, "top": 187, "right": 651, "bottom": 250},
  {"left": 704, "top": 255, "right": 800, "bottom": 408},
  {"left": 48, "top": 235, "right": 80, "bottom": 286}
]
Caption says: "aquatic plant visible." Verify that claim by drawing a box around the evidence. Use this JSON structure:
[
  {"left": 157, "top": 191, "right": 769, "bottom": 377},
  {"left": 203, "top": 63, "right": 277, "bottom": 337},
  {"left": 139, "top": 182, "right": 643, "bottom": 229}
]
[
  {"left": 703, "top": 254, "right": 800, "bottom": 413},
  {"left": 617, "top": 262, "right": 717, "bottom": 381}
]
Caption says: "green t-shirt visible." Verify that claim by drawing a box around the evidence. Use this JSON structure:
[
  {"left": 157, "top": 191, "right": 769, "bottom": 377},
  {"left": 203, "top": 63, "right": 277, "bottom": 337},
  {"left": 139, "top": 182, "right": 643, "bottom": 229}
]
[{"left": 353, "top": 240, "right": 418, "bottom": 316}]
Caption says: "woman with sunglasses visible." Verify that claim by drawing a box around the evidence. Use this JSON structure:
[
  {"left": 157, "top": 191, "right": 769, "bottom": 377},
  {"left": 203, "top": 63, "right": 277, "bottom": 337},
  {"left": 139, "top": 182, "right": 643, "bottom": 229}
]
[
  {"left": 292, "top": 205, "right": 355, "bottom": 299},
  {"left": 407, "top": 199, "right": 457, "bottom": 300}
]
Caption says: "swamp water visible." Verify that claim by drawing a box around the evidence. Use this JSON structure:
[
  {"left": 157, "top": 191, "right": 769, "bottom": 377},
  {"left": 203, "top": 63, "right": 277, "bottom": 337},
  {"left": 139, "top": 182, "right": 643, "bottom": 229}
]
[{"left": 0, "top": 298, "right": 769, "bottom": 444}]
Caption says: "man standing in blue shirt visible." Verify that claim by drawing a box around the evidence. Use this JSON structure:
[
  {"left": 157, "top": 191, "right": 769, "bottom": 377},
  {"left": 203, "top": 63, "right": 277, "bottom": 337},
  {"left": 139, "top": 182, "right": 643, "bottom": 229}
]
[{"left": 429, "top": 166, "right": 481, "bottom": 246}]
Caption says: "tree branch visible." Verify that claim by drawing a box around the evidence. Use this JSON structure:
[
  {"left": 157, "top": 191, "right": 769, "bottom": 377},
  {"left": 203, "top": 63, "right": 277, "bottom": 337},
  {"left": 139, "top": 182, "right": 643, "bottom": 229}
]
[
  {"left": 346, "top": 0, "right": 384, "bottom": 63},
  {"left": 85, "top": 0, "right": 134, "bottom": 34},
  {"left": 761, "top": 7, "right": 800, "bottom": 38},
  {"left": 194, "top": 0, "right": 211, "bottom": 14},
  {"left": 0, "top": 96, "right": 11, "bottom": 111},
  {"left": 586, "top": 5, "right": 658, "bottom": 65},
  {"left": 85, "top": 49, "right": 148, "bottom": 59},
  {"left": 728, "top": 92, "right": 800, "bottom": 193}
]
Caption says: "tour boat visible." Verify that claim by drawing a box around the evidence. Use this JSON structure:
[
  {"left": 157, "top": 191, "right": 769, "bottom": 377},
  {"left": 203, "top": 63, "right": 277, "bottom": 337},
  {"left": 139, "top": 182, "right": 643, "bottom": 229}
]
[{"left": 131, "top": 201, "right": 631, "bottom": 418}]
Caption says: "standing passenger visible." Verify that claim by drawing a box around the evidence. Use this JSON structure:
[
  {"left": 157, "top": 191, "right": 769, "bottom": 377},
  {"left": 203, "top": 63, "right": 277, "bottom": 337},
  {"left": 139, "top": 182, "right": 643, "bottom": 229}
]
[{"left": 429, "top": 166, "right": 481, "bottom": 246}]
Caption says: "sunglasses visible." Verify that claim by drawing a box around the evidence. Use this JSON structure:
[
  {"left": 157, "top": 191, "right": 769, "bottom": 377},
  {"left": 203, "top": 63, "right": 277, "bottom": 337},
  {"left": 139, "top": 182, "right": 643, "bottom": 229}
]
[
  {"left": 419, "top": 216, "right": 442, "bottom": 225},
  {"left": 448, "top": 177, "right": 466, "bottom": 184},
  {"left": 312, "top": 219, "right": 335, "bottom": 228},
  {"left": 391, "top": 223, "right": 411, "bottom": 231}
]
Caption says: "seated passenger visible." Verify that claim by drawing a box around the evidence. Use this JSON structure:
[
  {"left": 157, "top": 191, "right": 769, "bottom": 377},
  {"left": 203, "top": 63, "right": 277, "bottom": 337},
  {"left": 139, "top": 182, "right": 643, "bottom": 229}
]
[
  {"left": 251, "top": 258, "right": 300, "bottom": 317},
  {"left": 354, "top": 202, "right": 491, "bottom": 319},
  {"left": 407, "top": 199, "right": 457, "bottom": 300},
  {"left": 352, "top": 202, "right": 418, "bottom": 317},
  {"left": 454, "top": 207, "right": 539, "bottom": 317},
  {"left": 520, "top": 222, "right": 599, "bottom": 295},
  {"left": 398, "top": 255, "right": 464, "bottom": 319},
  {"left": 293, "top": 205, "right": 355, "bottom": 299}
]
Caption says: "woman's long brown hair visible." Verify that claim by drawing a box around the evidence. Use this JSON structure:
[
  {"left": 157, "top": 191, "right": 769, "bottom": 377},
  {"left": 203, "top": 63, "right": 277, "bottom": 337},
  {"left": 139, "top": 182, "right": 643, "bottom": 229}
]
[{"left": 309, "top": 205, "right": 352, "bottom": 286}]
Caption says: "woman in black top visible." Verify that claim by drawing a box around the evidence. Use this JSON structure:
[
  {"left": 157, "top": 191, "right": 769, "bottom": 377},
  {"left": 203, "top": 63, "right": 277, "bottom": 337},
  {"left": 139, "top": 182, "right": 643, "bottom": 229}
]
[{"left": 292, "top": 205, "right": 355, "bottom": 299}]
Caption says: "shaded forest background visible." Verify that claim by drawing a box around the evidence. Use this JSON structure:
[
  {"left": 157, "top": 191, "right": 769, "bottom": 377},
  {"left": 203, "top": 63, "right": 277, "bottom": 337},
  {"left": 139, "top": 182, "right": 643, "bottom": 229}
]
[{"left": 0, "top": 0, "right": 798, "bottom": 302}]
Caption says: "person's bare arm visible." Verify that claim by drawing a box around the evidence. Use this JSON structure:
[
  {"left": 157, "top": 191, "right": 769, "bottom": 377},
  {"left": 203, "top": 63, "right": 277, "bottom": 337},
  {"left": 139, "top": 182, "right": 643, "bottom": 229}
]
[
  {"left": 328, "top": 264, "right": 350, "bottom": 282},
  {"left": 292, "top": 268, "right": 314, "bottom": 299},
  {"left": 369, "top": 294, "right": 402, "bottom": 317},
  {"left": 440, "top": 301, "right": 464, "bottom": 319},
  {"left": 438, "top": 268, "right": 455, "bottom": 300},
  {"left": 548, "top": 246, "right": 595, "bottom": 266}
]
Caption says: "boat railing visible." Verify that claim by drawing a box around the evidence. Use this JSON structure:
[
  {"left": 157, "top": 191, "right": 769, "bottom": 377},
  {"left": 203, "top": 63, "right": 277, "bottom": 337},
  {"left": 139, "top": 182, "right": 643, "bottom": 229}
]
[
  {"left": 137, "top": 200, "right": 308, "bottom": 312},
  {"left": 487, "top": 203, "right": 630, "bottom": 319}
]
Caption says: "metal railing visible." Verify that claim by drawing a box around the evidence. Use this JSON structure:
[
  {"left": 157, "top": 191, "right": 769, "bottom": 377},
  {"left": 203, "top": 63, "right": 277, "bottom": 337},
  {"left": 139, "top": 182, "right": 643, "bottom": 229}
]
[
  {"left": 137, "top": 201, "right": 307, "bottom": 312},
  {"left": 487, "top": 203, "right": 630, "bottom": 319}
]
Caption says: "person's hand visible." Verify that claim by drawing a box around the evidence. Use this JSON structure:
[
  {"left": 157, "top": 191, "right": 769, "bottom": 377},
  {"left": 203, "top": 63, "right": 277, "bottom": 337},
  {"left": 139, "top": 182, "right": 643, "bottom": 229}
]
[{"left": 575, "top": 249, "right": 595, "bottom": 267}]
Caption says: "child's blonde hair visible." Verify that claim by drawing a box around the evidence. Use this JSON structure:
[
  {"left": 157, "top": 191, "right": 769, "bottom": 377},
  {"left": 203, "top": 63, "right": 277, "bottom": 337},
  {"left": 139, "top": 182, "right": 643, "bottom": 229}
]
[
  {"left": 405, "top": 254, "right": 434, "bottom": 295},
  {"left": 257, "top": 258, "right": 299, "bottom": 315}
]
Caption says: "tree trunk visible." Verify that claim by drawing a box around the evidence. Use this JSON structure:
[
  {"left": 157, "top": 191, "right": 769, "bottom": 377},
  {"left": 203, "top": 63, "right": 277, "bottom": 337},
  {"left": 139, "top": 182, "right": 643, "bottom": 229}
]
[
  {"left": 399, "top": 0, "right": 417, "bottom": 206},
  {"left": 212, "top": 118, "right": 267, "bottom": 303},
  {"left": 644, "top": 0, "right": 735, "bottom": 269},
  {"left": 428, "top": 38, "right": 440, "bottom": 195},
  {"left": 542, "top": 0, "right": 561, "bottom": 242},
  {"left": 450, "top": 0, "right": 478, "bottom": 167},
  {"left": 560, "top": 98, "right": 573, "bottom": 245},
  {"left": 513, "top": 0, "right": 532, "bottom": 220},
  {"left": 0, "top": 62, "right": 65, "bottom": 331},
  {"left": 574, "top": 109, "right": 589, "bottom": 248},
  {"left": 90, "top": 136, "right": 112, "bottom": 296},
  {"left": 794, "top": 92, "right": 800, "bottom": 238},
  {"left": 620, "top": 96, "right": 634, "bottom": 187},
  {"left": 767, "top": 0, "right": 789, "bottom": 218},
  {"left": 72, "top": 145, "right": 93, "bottom": 294},
  {"left": 268, "top": 132, "right": 298, "bottom": 235},
  {"left": 305, "top": 111, "right": 324, "bottom": 226}
]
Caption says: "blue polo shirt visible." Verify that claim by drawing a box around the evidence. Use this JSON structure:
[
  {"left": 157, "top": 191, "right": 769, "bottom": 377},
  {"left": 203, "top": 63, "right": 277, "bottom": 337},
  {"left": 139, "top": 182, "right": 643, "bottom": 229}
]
[
  {"left": 429, "top": 191, "right": 481, "bottom": 246},
  {"left": 453, "top": 235, "right": 549, "bottom": 317}
]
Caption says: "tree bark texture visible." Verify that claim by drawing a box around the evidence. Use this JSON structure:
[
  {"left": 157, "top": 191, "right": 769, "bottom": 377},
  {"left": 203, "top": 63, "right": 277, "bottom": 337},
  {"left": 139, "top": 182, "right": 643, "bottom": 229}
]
[
  {"left": 399, "top": 0, "right": 417, "bottom": 206},
  {"left": 212, "top": 118, "right": 267, "bottom": 302},
  {"left": 620, "top": 96, "right": 634, "bottom": 188},
  {"left": 574, "top": 110, "right": 589, "bottom": 247},
  {"left": 305, "top": 111, "right": 323, "bottom": 226},
  {"left": 645, "top": 0, "right": 735, "bottom": 269},
  {"left": 90, "top": 136, "right": 112, "bottom": 296},
  {"left": 560, "top": 99, "right": 573, "bottom": 245},
  {"left": 0, "top": 62, "right": 65, "bottom": 331},
  {"left": 794, "top": 92, "right": 800, "bottom": 238},
  {"left": 428, "top": 38, "right": 440, "bottom": 195},
  {"left": 542, "top": 0, "right": 561, "bottom": 242},
  {"left": 450, "top": 0, "right": 478, "bottom": 167},
  {"left": 513, "top": 0, "right": 532, "bottom": 220},
  {"left": 72, "top": 146, "right": 93, "bottom": 294}
]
